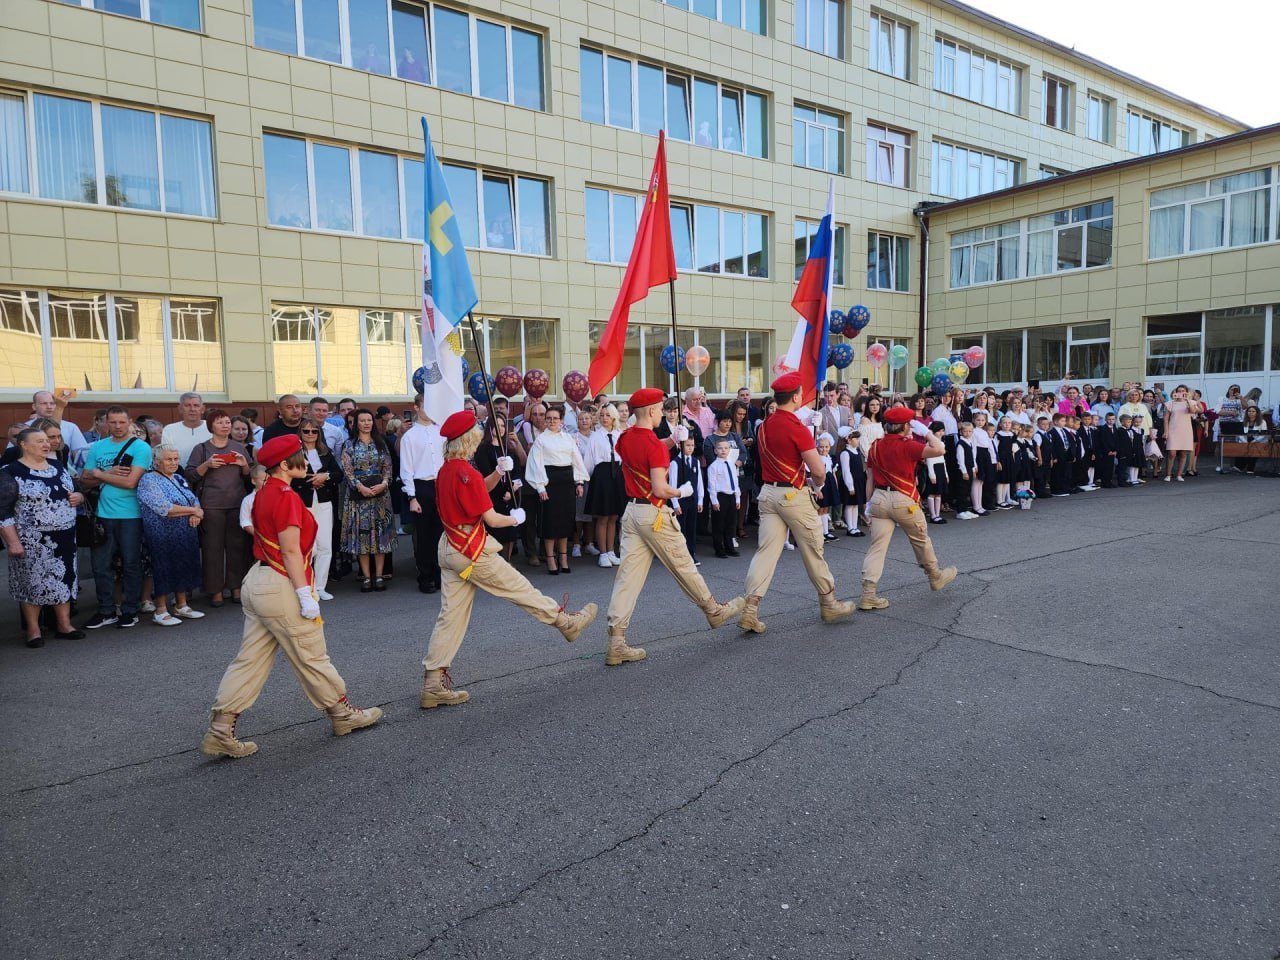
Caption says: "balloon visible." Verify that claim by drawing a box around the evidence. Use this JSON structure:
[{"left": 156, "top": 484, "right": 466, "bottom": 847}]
[
  {"left": 685, "top": 344, "right": 711, "bottom": 377},
  {"left": 522, "top": 368, "right": 549, "bottom": 399},
  {"left": 772, "top": 355, "right": 795, "bottom": 377},
  {"left": 950, "top": 361, "right": 970, "bottom": 383},
  {"left": 914, "top": 366, "right": 934, "bottom": 388},
  {"left": 411, "top": 365, "right": 434, "bottom": 394},
  {"left": 828, "top": 309, "right": 847, "bottom": 335},
  {"left": 931, "top": 357, "right": 951, "bottom": 374},
  {"left": 830, "top": 343, "right": 854, "bottom": 369},
  {"left": 847, "top": 304, "right": 871, "bottom": 327},
  {"left": 467, "top": 371, "right": 495, "bottom": 404},
  {"left": 889, "top": 343, "right": 910, "bottom": 370},
  {"left": 562, "top": 370, "right": 590, "bottom": 404},
  {"left": 495, "top": 365, "right": 523, "bottom": 398},
  {"left": 964, "top": 345, "right": 986, "bottom": 369},
  {"left": 660, "top": 344, "right": 686, "bottom": 375},
  {"left": 865, "top": 343, "right": 888, "bottom": 368},
  {"left": 931, "top": 372, "right": 952, "bottom": 394},
  {"left": 842, "top": 320, "right": 860, "bottom": 340},
  {"left": 460, "top": 357, "right": 470, "bottom": 384}
]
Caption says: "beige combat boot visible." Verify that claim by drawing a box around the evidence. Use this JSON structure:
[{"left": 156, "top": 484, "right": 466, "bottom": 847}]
[
  {"left": 556, "top": 602, "right": 599, "bottom": 643},
  {"left": 420, "top": 668, "right": 470, "bottom": 709},
  {"left": 605, "top": 628, "right": 646, "bottom": 666},
  {"left": 200, "top": 710, "right": 258, "bottom": 759},
  {"left": 858, "top": 579, "right": 890, "bottom": 611},
  {"left": 326, "top": 696, "right": 383, "bottom": 735},
  {"left": 927, "top": 565, "right": 958, "bottom": 591},
  {"left": 818, "top": 589, "right": 855, "bottom": 623},
  {"left": 703, "top": 595, "right": 746, "bottom": 628},
  {"left": 739, "top": 595, "right": 766, "bottom": 634}
]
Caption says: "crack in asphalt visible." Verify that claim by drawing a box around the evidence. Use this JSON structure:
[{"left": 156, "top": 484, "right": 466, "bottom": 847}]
[{"left": 404, "top": 629, "right": 952, "bottom": 958}]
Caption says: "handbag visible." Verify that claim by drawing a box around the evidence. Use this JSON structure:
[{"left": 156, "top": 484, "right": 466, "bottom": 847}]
[
  {"left": 78, "top": 437, "right": 138, "bottom": 547},
  {"left": 353, "top": 473, "right": 384, "bottom": 499}
]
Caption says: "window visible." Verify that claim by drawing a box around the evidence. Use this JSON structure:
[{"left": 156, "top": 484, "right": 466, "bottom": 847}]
[
  {"left": 867, "top": 123, "right": 910, "bottom": 188},
  {"left": 796, "top": 0, "right": 843, "bottom": 58},
  {"left": 934, "top": 37, "right": 1023, "bottom": 114},
  {"left": 0, "top": 91, "right": 215, "bottom": 217},
  {"left": 1126, "top": 110, "right": 1191, "bottom": 156},
  {"left": 867, "top": 337, "right": 912, "bottom": 391},
  {"left": 1026, "top": 325, "right": 1066, "bottom": 382},
  {"left": 1039, "top": 165, "right": 1068, "bottom": 180},
  {"left": 0, "top": 286, "right": 222, "bottom": 392},
  {"left": 579, "top": 48, "right": 768, "bottom": 158},
  {"left": 411, "top": 314, "right": 559, "bottom": 393},
  {"left": 251, "top": 0, "right": 546, "bottom": 108},
  {"left": 949, "top": 222, "right": 1019, "bottom": 288},
  {"left": 1149, "top": 169, "right": 1274, "bottom": 259},
  {"left": 673, "top": 203, "right": 769, "bottom": 277},
  {"left": 931, "top": 141, "right": 1019, "bottom": 199},
  {"left": 1087, "top": 93, "right": 1112, "bottom": 143},
  {"left": 869, "top": 11, "right": 910, "bottom": 79},
  {"left": 1204, "top": 307, "right": 1266, "bottom": 373},
  {"left": 986, "top": 330, "right": 1023, "bottom": 384},
  {"left": 951, "top": 324, "right": 1111, "bottom": 385},
  {"left": 589, "top": 321, "right": 770, "bottom": 395},
  {"left": 1068, "top": 321, "right": 1111, "bottom": 380},
  {"left": 1027, "top": 200, "right": 1113, "bottom": 276},
  {"left": 1043, "top": 75, "right": 1071, "bottom": 131},
  {"left": 793, "top": 105, "right": 845, "bottom": 174},
  {"left": 585, "top": 187, "right": 640, "bottom": 264},
  {"left": 867, "top": 232, "right": 909, "bottom": 291},
  {"left": 60, "top": 0, "right": 201, "bottom": 31},
  {"left": 1145, "top": 313, "right": 1202, "bottom": 376},
  {"left": 263, "top": 133, "right": 551, "bottom": 254},
  {"left": 794, "top": 219, "right": 846, "bottom": 286},
  {"left": 663, "top": 0, "right": 766, "bottom": 34}
]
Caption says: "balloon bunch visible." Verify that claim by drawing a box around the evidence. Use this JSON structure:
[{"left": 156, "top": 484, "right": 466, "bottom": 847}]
[{"left": 842, "top": 304, "right": 872, "bottom": 339}]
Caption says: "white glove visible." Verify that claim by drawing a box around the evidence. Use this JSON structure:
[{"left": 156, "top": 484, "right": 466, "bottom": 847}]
[
  {"left": 495, "top": 455, "right": 513, "bottom": 475},
  {"left": 909, "top": 419, "right": 930, "bottom": 437},
  {"left": 510, "top": 507, "right": 527, "bottom": 526},
  {"left": 511, "top": 478, "right": 523, "bottom": 491},
  {"left": 295, "top": 586, "right": 320, "bottom": 620},
  {"left": 837, "top": 425, "right": 854, "bottom": 439},
  {"left": 677, "top": 481, "right": 694, "bottom": 498},
  {"left": 795, "top": 407, "right": 815, "bottom": 427},
  {"left": 674, "top": 425, "right": 689, "bottom": 442}
]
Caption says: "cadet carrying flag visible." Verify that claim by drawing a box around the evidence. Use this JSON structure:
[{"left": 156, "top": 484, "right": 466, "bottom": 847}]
[
  {"left": 419, "top": 117, "right": 479, "bottom": 424},
  {"left": 785, "top": 180, "right": 836, "bottom": 406}
]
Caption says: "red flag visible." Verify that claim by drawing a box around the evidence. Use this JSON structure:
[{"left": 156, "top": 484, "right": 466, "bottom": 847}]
[{"left": 589, "top": 131, "right": 677, "bottom": 396}]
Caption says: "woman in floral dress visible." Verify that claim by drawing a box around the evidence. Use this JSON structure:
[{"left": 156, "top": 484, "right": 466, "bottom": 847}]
[{"left": 340, "top": 409, "right": 395, "bottom": 591}]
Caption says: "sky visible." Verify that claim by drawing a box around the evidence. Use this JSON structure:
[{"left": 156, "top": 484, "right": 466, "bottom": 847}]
[{"left": 966, "top": 0, "right": 1277, "bottom": 127}]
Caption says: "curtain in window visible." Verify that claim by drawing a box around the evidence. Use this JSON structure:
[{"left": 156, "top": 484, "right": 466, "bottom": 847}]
[
  {"left": 160, "top": 115, "right": 215, "bottom": 217},
  {"left": 1189, "top": 199, "right": 1224, "bottom": 251},
  {"left": 1149, "top": 205, "right": 1184, "bottom": 258},
  {"left": 1026, "top": 230, "right": 1053, "bottom": 276},
  {"left": 0, "top": 94, "right": 29, "bottom": 194},
  {"left": 1229, "top": 189, "right": 1269, "bottom": 247},
  {"left": 950, "top": 247, "right": 970, "bottom": 288},
  {"left": 34, "top": 95, "right": 95, "bottom": 203}
]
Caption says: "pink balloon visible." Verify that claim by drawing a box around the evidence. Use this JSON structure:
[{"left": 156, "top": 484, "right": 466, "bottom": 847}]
[
  {"left": 685, "top": 345, "right": 711, "bottom": 377},
  {"left": 964, "top": 345, "right": 986, "bottom": 369},
  {"left": 865, "top": 343, "right": 888, "bottom": 368}
]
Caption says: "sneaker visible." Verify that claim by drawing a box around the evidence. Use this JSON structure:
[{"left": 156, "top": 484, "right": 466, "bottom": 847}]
[
  {"left": 782, "top": 541, "right": 795, "bottom": 551},
  {"left": 1051, "top": 493, "right": 1070, "bottom": 498},
  {"left": 957, "top": 511, "right": 978, "bottom": 520},
  {"left": 1163, "top": 476, "right": 1172, "bottom": 483},
  {"left": 317, "top": 590, "right": 335, "bottom": 601},
  {"left": 608, "top": 552, "right": 622, "bottom": 566},
  {"left": 585, "top": 544, "right": 601, "bottom": 556},
  {"left": 116, "top": 615, "right": 140, "bottom": 629},
  {"left": 139, "top": 600, "right": 157, "bottom": 614},
  {"left": 732, "top": 537, "right": 739, "bottom": 550},
  {"left": 694, "top": 559, "right": 702, "bottom": 566},
  {"left": 1176, "top": 476, "right": 1185, "bottom": 482},
  {"left": 153, "top": 612, "right": 182, "bottom": 627},
  {"left": 173, "top": 605, "right": 205, "bottom": 619},
  {"left": 997, "top": 503, "right": 1014, "bottom": 510},
  {"left": 85, "top": 612, "right": 118, "bottom": 630},
  {"left": 571, "top": 544, "right": 582, "bottom": 558},
  {"left": 598, "top": 554, "right": 613, "bottom": 568}
]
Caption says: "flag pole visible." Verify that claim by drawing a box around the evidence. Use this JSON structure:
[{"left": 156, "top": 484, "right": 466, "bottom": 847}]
[
  {"left": 464, "top": 310, "right": 516, "bottom": 504},
  {"left": 668, "top": 278, "right": 679, "bottom": 395}
]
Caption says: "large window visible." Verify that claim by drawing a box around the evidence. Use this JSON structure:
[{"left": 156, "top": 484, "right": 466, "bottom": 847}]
[
  {"left": 579, "top": 48, "right": 767, "bottom": 158},
  {"left": 795, "top": 219, "right": 846, "bottom": 286},
  {"left": 867, "top": 337, "right": 912, "bottom": 392},
  {"left": 931, "top": 141, "right": 1019, "bottom": 199},
  {"left": 0, "top": 90, "right": 215, "bottom": 217},
  {"left": 869, "top": 11, "right": 910, "bottom": 80},
  {"left": 1145, "top": 314, "right": 1203, "bottom": 376},
  {"left": 1204, "top": 307, "right": 1267, "bottom": 374},
  {"left": 1087, "top": 93, "right": 1113, "bottom": 143},
  {"left": 1149, "top": 168, "right": 1275, "bottom": 259},
  {"left": 796, "top": 0, "right": 843, "bottom": 58},
  {"left": 585, "top": 187, "right": 640, "bottom": 265},
  {"left": 669, "top": 202, "right": 769, "bottom": 277},
  {"left": 588, "top": 322, "right": 769, "bottom": 396},
  {"left": 952, "top": 323, "right": 1111, "bottom": 385},
  {"left": 867, "top": 123, "right": 911, "bottom": 188},
  {"left": 867, "top": 232, "right": 909, "bottom": 292},
  {"left": 934, "top": 37, "right": 1023, "bottom": 115},
  {"left": 1026, "top": 200, "right": 1113, "bottom": 276},
  {"left": 1145, "top": 308, "right": 1280, "bottom": 377},
  {"left": 1126, "top": 109, "right": 1191, "bottom": 156},
  {"left": 0, "top": 287, "right": 223, "bottom": 393},
  {"left": 662, "top": 0, "right": 766, "bottom": 34},
  {"left": 793, "top": 104, "right": 845, "bottom": 174},
  {"left": 949, "top": 222, "right": 1019, "bottom": 288},
  {"left": 253, "top": 0, "right": 546, "bottom": 109},
  {"left": 57, "top": 0, "right": 201, "bottom": 31},
  {"left": 410, "top": 314, "right": 558, "bottom": 393},
  {"left": 1043, "top": 75, "right": 1071, "bottom": 131},
  {"left": 263, "top": 133, "right": 551, "bottom": 254}
]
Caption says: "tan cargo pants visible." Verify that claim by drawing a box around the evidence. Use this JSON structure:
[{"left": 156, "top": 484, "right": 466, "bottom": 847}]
[
  {"left": 606, "top": 501, "right": 717, "bottom": 632},
  {"left": 744, "top": 483, "right": 836, "bottom": 599},
  {"left": 860, "top": 488, "right": 940, "bottom": 585}
]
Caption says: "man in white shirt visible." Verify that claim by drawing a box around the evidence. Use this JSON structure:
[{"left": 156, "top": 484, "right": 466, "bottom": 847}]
[
  {"left": 160, "top": 392, "right": 211, "bottom": 465},
  {"left": 26, "top": 390, "right": 90, "bottom": 457},
  {"left": 307, "top": 396, "right": 346, "bottom": 454},
  {"left": 399, "top": 392, "right": 446, "bottom": 593}
]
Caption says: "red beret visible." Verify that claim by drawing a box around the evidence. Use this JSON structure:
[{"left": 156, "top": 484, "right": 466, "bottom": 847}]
[
  {"left": 884, "top": 406, "right": 915, "bottom": 425},
  {"left": 257, "top": 434, "right": 301, "bottom": 469},
  {"left": 628, "top": 387, "right": 665, "bottom": 410},
  {"left": 441, "top": 410, "right": 478, "bottom": 441},
  {"left": 771, "top": 371, "right": 802, "bottom": 393}
]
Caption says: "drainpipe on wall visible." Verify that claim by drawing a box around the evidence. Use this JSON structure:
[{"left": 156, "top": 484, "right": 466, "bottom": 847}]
[{"left": 913, "top": 202, "right": 941, "bottom": 368}]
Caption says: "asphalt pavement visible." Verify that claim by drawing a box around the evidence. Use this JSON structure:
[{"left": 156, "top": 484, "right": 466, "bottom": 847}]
[{"left": 2, "top": 474, "right": 1277, "bottom": 960}]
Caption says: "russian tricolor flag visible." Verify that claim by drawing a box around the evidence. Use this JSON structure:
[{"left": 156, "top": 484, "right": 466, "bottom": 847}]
[{"left": 785, "top": 180, "right": 835, "bottom": 407}]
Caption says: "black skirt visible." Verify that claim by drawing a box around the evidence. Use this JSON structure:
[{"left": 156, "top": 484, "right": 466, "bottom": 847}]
[
  {"left": 539, "top": 464, "right": 577, "bottom": 539},
  {"left": 921, "top": 460, "right": 948, "bottom": 497},
  {"left": 975, "top": 446, "right": 997, "bottom": 484},
  {"left": 584, "top": 460, "right": 624, "bottom": 516}
]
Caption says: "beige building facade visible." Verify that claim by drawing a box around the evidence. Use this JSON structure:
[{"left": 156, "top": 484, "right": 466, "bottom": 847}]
[
  {"left": 921, "top": 124, "right": 1280, "bottom": 407},
  {"left": 0, "top": 0, "right": 1247, "bottom": 411}
]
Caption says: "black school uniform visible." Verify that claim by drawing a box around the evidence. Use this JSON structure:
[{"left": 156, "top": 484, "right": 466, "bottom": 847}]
[
  {"left": 1074, "top": 427, "right": 1095, "bottom": 486},
  {"left": 949, "top": 437, "right": 976, "bottom": 512},
  {"left": 1048, "top": 426, "right": 1075, "bottom": 495},
  {"left": 1094, "top": 425, "right": 1118, "bottom": 487},
  {"left": 838, "top": 445, "right": 866, "bottom": 516},
  {"left": 670, "top": 451, "right": 702, "bottom": 557},
  {"left": 1013, "top": 438, "right": 1034, "bottom": 485},
  {"left": 996, "top": 432, "right": 1017, "bottom": 478},
  {"left": 1032, "top": 430, "right": 1051, "bottom": 498}
]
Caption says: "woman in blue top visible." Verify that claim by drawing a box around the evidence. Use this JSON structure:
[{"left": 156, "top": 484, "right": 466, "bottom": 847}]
[{"left": 138, "top": 444, "right": 207, "bottom": 627}]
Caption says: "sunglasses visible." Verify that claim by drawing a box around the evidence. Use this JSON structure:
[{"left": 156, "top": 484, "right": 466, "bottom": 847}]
[{"left": 300, "top": 429, "right": 319, "bottom": 435}]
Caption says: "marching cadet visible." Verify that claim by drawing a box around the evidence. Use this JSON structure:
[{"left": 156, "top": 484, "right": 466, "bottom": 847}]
[
  {"left": 739, "top": 372, "right": 854, "bottom": 634},
  {"left": 858, "top": 406, "right": 958, "bottom": 610},
  {"left": 604, "top": 388, "right": 745, "bottom": 666},
  {"left": 419, "top": 410, "right": 598, "bottom": 708},
  {"left": 201, "top": 434, "right": 382, "bottom": 758}
]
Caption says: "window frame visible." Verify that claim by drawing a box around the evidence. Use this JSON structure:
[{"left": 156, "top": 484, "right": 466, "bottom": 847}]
[
  {"left": 868, "top": 10, "right": 911, "bottom": 80},
  {"left": 58, "top": 0, "right": 203, "bottom": 32},
  {"left": 1126, "top": 108, "right": 1192, "bottom": 156},
  {"left": 866, "top": 231, "right": 910, "bottom": 292},
  {"left": 661, "top": 0, "right": 767, "bottom": 35},
  {"left": 1086, "top": 92, "right": 1113, "bottom": 144},
  {"left": 930, "top": 139, "right": 1020, "bottom": 200},
  {"left": 674, "top": 201, "right": 770, "bottom": 278},
  {"left": 951, "top": 322, "right": 1113, "bottom": 388},
  {"left": 1025, "top": 200, "right": 1114, "bottom": 277},
  {"left": 1147, "top": 166, "right": 1278, "bottom": 261},
  {"left": 795, "top": 0, "right": 845, "bottom": 59},
  {"left": 792, "top": 103, "right": 846, "bottom": 174},
  {"left": 1042, "top": 74, "right": 1071, "bottom": 132},
  {"left": 866, "top": 121, "right": 911, "bottom": 188},
  {"left": 933, "top": 35, "right": 1023, "bottom": 115},
  {"left": 588, "top": 321, "right": 771, "bottom": 396},
  {"left": 795, "top": 218, "right": 847, "bottom": 287},
  {"left": 584, "top": 185, "right": 643, "bottom": 265}
]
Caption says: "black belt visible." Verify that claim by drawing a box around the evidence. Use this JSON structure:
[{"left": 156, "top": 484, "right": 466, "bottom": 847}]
[
  {"left": 764, "top": 481, "right": 802, "bottom": 489},
  {"left": 627, "top": 497, "right": 658, "bottom": 505}
]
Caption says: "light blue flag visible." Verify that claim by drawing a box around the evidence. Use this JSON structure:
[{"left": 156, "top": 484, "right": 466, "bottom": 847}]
[{"left": 419, "top": 117, "right": 478, "bottom": 423}]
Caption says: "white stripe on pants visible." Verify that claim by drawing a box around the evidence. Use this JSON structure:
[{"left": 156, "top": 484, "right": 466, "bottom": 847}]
[{"left": 309, "top": 500, "right": 333, "bottom": 592}]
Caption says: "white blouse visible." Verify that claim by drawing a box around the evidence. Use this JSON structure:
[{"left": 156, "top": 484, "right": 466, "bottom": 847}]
[
  {"left": 931, "top": 405, "right": 958, "bottom": 436},
  {"left": 583, "top": 428, "right": 623, "bottom": 474},
  {"left": 525, "top": 430, "right": 589, "bottom": 492},
  {"left": 971, "top": 428, "right": 996, "bottom": 453},
  {"left": 858, "top": 420, "right": 884, "bottom": 455}
]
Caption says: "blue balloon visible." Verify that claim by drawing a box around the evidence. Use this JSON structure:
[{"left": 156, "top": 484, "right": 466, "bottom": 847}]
[
  {"left": 460, "top": 356, "right": 470, "bottom": 383},
  {"left": 828, "top": 309, "right": 847, "bottom": 335},
  {"left": 848, "top": 304, "right": 871, "bottom": 325},
  {"left": 830, "top": 343, "right": 854, "bottom": 369},
  {"left": 931, "top": 372, "right": 952, "bottom": 394},
  {"left": 660, "top": 344, "right": 686, "bottom": 375},
  {"left": 467, "top": 371, "right": 495, "bottom": 404},
  {"left": 412, "top": 365, "right": 431, "bottom": 393}
]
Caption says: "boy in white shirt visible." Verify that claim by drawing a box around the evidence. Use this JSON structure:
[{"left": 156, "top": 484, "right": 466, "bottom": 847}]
[{"left": 707, "top": 439, "right": 740, "bottom": 558}]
